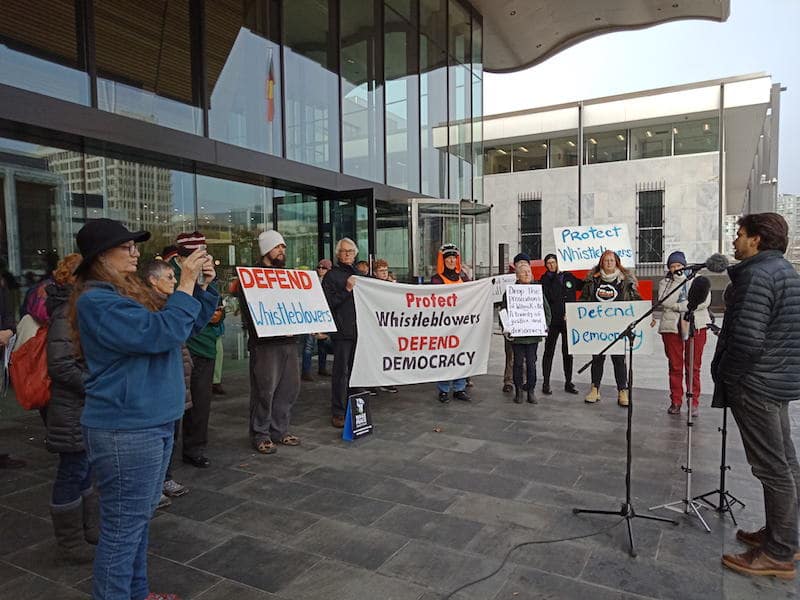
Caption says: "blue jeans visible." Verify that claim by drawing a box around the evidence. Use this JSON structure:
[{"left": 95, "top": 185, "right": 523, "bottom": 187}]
[
  {"left": 84, "top": 424, "right": 174, "bottom": 600},
  {"left": 437, "top": 378, "right": 466, "bottom": 393},
  {"left": 52, "top": 451, "right": 92, "bottom": 505}
]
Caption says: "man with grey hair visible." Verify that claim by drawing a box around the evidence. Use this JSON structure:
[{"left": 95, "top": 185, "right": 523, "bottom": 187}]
[
  {"left": 322, "top": 238, "right": 360, "bottom": 428},
  {"left": 237, "top": 230, "right": 301, "bottom": 454}
]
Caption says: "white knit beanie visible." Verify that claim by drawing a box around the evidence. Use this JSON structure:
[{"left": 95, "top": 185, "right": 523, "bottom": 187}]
[{"left": 258, "top": 230, "right": 286, "bottom": 256}]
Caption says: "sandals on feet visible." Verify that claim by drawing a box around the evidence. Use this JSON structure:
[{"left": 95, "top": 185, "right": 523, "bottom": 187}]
[
  {"left": 278, "top": 434, "right": 301, "bottom": 446},
  {"left": 255, "top": 440, "right": 277, "bottom": 454}
]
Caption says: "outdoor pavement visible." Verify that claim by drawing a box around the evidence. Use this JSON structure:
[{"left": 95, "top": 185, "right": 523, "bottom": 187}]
[{"left": 1, "top": 330, "right": 799, "bottom": 600}]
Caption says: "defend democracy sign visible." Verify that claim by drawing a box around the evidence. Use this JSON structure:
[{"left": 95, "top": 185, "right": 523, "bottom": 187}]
[
  {"left": 236, "top": 266, "right": 336, "bottom": 337},
  {"left": 553, "top": 224, "right": 634, "bottom": 270},
  {"left": 506, "top": 284, "right": 548, "bottom": 337},
  {"left": 565, "top": 300, "right": 654, "bottom": 355},
  {"left": 350, "top": 278, "right": 493, "bottom": 386}
]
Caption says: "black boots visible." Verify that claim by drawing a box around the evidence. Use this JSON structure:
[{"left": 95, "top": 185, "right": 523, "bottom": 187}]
[
  {"left": 82, "top": 487, "right": 100, "bottom": 545},
  {"left": 527, "top": 389, "right": 537, "bottom": 404},
  {"left": 514, "top": 387, "right": 523, "bottom": 404},
  {"left": 50, "top": 498, "right": 95, "bottom": 564}
]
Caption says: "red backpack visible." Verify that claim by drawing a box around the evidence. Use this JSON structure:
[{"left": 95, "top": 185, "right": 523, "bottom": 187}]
[{"left": 9, "top": 325, "right": 51, "bottom": 410}]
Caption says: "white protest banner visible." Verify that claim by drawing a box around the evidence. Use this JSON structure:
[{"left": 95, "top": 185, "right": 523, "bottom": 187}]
[
  {"left": 565, "top": 300, "right": 654, "bottom": 355},
  {"left": 553, "top": 223, "right": 634, "bottom": 270},
  {"left": 491, "top": 273, "right": 517, "bottom": 303},
  {"left": 236, "top": 267, "right": 336, "bottom": 337},
  {"left": 506, "top": 284, "right": 548, "bottom": 337},
  {"left": 351, "top": 277, "right": 493, "bottom": 386}
]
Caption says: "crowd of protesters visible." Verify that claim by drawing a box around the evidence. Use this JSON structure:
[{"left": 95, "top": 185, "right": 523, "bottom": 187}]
[{"left": 3, "top": 212, "right": 798, "bottom": 594}]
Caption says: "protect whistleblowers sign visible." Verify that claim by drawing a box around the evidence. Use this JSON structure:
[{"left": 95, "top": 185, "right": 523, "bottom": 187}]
[
  {"left": 236, "top": 267, "right": 336, "bottom": 337},
  {"left": 350, "top": 278, "right": 493, "bottom": 386}
]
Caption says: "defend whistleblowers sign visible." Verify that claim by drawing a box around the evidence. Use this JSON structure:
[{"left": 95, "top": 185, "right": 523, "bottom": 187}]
[
  {"left": 350, "top": 278, "right": 493, "bottom": 386},
  {"left": 236, "top": 267, "right": 336, "bottom": 337},
  {"left": 553, "top": 224, "right": 634, "bottom": 270}
]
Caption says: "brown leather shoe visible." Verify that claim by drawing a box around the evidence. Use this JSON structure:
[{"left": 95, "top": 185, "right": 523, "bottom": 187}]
[
  {"left": 722, "top": 547, "right": 796, "bottom": 579},
  {"left": 736, "top": 527, "right": 800, "bottom": 561},
  {"left": 331, "top": 415, "right": 345, "bottom": 428}
]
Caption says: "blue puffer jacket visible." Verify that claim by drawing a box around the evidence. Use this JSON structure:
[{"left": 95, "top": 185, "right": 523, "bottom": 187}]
[
  {"left": 711, "top": 250, "right": 800, "bottom": 406},
  {"left": 78, "top": 281, "right": 218, "bottom": 429}
]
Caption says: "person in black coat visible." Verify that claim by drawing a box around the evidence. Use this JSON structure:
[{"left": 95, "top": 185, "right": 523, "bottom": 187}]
[
  {"left": 539, "top": 253, "right": 583, "bottom": 395},
  {"left": 713, "top": 213, "right": 800, "bottom": 579},
  {"left": 45, "top": 253, "right": 97, "bottom": 563},
  {"left": 0, "top": 281, "right": 21, "bottom": 469},
  {"left": 322, "top": 238, "right": 360, "bottom": 428}
]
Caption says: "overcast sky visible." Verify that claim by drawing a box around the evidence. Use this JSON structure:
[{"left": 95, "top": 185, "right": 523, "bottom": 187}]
[{"left": 484, "top": 0, "right": 799, "bottom": 195}]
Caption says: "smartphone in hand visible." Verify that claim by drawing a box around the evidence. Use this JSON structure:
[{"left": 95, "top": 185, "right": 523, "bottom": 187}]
[{"left": 197, "top": 244, "right": 207, "bottom": 285}]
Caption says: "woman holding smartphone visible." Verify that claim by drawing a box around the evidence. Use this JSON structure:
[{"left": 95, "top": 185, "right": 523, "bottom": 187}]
[{"left": 70, "top": 219, "right": 217, "bottom": 600}]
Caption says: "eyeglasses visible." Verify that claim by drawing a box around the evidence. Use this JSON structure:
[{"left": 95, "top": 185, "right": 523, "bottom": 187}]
[
  {"left": 339, "top": 249, "right": 357, "bottom": 255},
  {"left": 317, "top": 266, "right": 329, "bottom": 270},
  {"left": 119, "top": 243, "right": 140, "bottom": 256}
]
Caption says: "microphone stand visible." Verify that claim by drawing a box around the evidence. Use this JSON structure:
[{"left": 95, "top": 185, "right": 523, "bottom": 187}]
[
  {"left": 648, "top": 309, "right": 711, "bottom": 532},
  {"left": 692, "top": 322, "right": 745, "bottom": 524},
  {"left": 572, "top": 274, "right": 696, "bottom": 557}
]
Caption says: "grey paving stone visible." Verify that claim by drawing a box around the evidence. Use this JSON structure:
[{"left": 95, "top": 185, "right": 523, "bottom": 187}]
[
  {"left": 195, "top": 579, "right": 281, "bottom": 600},
  {"left": 445, "top": 493, "right": 556, "bottom": 531},
  {"left": 419, "top": 448, "right": 502, "bottom": 473},
  {"left": 144, "top": 554, "right": 221, "bottom": 599},
  {"left": 189, "top": 535, "right": 319, "bottom": 593},
  {"left": 366, "top": 458, "right": 444, "bottom": 484},
  {"left": 0, "top": 507, "right": 52, "bottom": 557},
  {"left": 434, "top": 468, "right": 529, "bottom": 500},
  {"left": 280, "top": 559, "right": 426, "bottom": 600},
  {"left": 299, "top": 465, "right": 388, "bottom": 494},
  {"left": 0, "top": 572, "right": 90, "bottom": 599},
  {"left": 225, "top": 475, "right": 320, "bottom": 505},
  {"left": 289, "top": 518, "right": 409, "bottom": 570},
  {"left": 411, "top": 431, "right": 487, "bottom": 453},
  {"left": 163, "top": 487, "right": 246, "bottom": 522},
  {"left": 6, "top": 538, "right": 94, "bottom": 585},
  {"left": 373, "top": 505, "right": 483, "bottom": 551},
  {"left": 365, "top": 477, "right": 463, "bottom": 512},
  {"left": 209, "top": 500, "right": 319, "bottom": 538},
  {"left": 0, "top": 559, "right": 27, "bottom": 586},
  {"left": 0, "top": 471, "right": 44, "bottom": 498},
  {"left": 493, "top": 460, "right": 583, "bottom": 489},
  {"left": 293, "top": 488, "right": 394, "bottom": 526},
  {"left": 171, "top": 463, "right": 255, "bottom": 491},
  {"left": 0, "top": 481, "right": 51, "bottom": 518},
  {"left": 148, "top": 513, "right": 235, "bottom": 564},
  {"left": 497, "top": 565, "right": 649, "bottom": 600}
]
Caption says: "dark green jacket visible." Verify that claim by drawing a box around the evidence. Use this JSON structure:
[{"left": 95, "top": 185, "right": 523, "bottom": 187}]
[{"left": 170, "top": 258, "right": 224, "bottom": 358}]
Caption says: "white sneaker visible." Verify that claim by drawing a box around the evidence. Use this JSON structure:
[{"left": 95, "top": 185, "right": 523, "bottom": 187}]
[
  {"left": 163, "top": 479, "right": 188, "bottom": 497},
  {"left": 157, "top": 494, "right": 172, "bottom": 509}
]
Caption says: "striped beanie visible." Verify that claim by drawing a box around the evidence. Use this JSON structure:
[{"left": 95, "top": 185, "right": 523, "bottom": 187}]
[{"left": 175, "top": 231, "right": 206, "bottom": 256}]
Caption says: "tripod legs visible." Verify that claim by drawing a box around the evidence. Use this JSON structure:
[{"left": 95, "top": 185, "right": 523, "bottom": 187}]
[{"left": 573, "top": 503, "right": 678, "bottom": 557}]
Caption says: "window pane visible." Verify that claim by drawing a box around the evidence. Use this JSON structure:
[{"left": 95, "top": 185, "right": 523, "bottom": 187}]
[
  {"left": 586, "top": 130, "right": 626, "bottom": 164},
  {"left": 377, "top": 199, "right": 410, "bottom": 280},
  {"left": 638, "top": 191, "right": 663, "bottom": 227},
  {"left": 448, "top": 62, "right": 471, "bottom": 200},
  {"left": 341, "top": 0, "right": 384, "bottom": 182},
  {"left": 549, "top": 136, "right": 578, "bottom": 167},
  {"left": 275, "top": 193, "right": 319, "bottom": 268},
  {"left": 95, "top": 0, "right": 202, "bottom": 134},
  {"left": 385, "top": 1, "right": 420, "bottom": 192},
  {"left": 471, "top": 72, "right": 483, "bottom": 201},
  {"left": 674, "top": 117, "right": 719, "bottom": 155},
  {"left": 631, "top": 125, "right": 671, "bottom": 159},
  {"left": 207, "top": 0, "right": 282, "bottom": 156},
  {"left": 521, "top": 235, "right": 541, "bottom": 260},
  {"left": 420, "top": 34, "right": 448, "bottom": 197},
  {"left": 513, "top": 142, "right": 547, "bottom": 171},
  {"left": 483, "top": 146, "right": 511, "bottom": 174},
  {"left": 420, "top": 0, "right": 446, "bottom": 48},
  {"left": 638, "top": 229, "right": 663, "bottom": 263},
  {"left": 0, "top": 1, "right": 89, "bottom": 104},
  {"left": 448, "top": 0, "right": 470, "bottom": 65},
  {"left": 284, "top": 0, "right": 340, "bottom": 171},
  {"left": 520, "top": 199, "right": 541, "bottom": 234}
]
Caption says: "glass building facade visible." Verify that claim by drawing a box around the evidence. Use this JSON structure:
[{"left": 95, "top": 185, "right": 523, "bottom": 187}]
[{"left": 0, "top": 0, "right": 487, "bottom": 284}]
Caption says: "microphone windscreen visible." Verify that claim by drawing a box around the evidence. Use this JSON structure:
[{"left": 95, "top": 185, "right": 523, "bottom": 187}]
[
  {"left": 686, "top": 276, "right": 711, "bottom": 311},
  {"left": 705, "top": 253, "right": 729, "bottom": 273}
]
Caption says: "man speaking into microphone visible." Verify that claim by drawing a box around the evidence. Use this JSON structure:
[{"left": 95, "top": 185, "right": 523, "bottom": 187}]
[{"left": 712, "top": 213, "right": 800, "bottom": 580}]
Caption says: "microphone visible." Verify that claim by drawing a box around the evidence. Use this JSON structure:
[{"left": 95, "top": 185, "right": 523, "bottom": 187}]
[
  {"left": 676, "top": 253, "right": 729, "bottom": 276},
  {"left": 685, "top": 276, "right": 711, "bottom": 313}
]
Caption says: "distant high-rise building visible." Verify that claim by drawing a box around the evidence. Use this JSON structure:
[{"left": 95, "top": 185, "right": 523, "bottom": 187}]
[{"left": 777, "top": 194, "right": 800, "bottom": 263}]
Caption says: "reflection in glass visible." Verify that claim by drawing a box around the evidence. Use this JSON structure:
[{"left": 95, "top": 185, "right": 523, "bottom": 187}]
[
  {"left": 284, "top": 0, "right": 340, "bottom": 171},
  {"left": 483, "top": 146, "right": 511, "bottom": 174},
  {"left": 94, "top": 0, "right": 202, "bottom": 134},
  {"left": 341, "top": 0, "right": 384, "bottom": 182},
  {"left": 448, "top": 63, "right": 472, "bottom": 200},
  {"left": 330, "top": 196, "right": 370, "bottom": 259},
  {"left": 674, "top": 118, "right": 719, "bottom": 155},
  {"left": 385, "top": 1, "right": 420, "bottom": 192},
  {"left": 448, "top": 0, "right": 471, "bottom": 65},
  {"left": 630, "top": 126, "right": 671, "bottom": 159},
  {"left": 0, "top": 1, "right": 89, "bottom": 104},
  {"left": 275, "top": 194, "right": 320, "bottom": 268},
  {"left": 207, "top": 0, "right": 282, "bottom": 156},
  {"left": 585, "top": 130, "right": 627, "bottom": 164},
  {"left": 420, "top": 35, "right": 448, "bottom": 198},
  {"left": 549, "top": 136, "right": 578, "bottom": 168},
  {"left": 513, "top": 142, "right": 547, "bottom": 171},
  {"left": 376, "top": 200, "right": 410, "bottom": 280}
]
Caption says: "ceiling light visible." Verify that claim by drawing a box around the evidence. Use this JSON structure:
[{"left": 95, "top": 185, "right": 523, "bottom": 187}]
[
  {"left": 703, "top": 123, "right": 710, "bottom": 132},
  {"left": 588, "top": 138, "right": 597, "bottom": 145},
  {"left": 645, "top": 130, "right": 653, "bottom": 138},
  {"left": 517, "top": 146, "right": 528, "bottom": 152},
  {"left": 566, "top": 140, "right": 575, "bottom": 147},
  {"left": 673, "top": 127, "right": 678, "bottom": 134},
  {"left": 496, "top": 148, "right": 508, "bottom": 155},
  {"left": 540, "top": 143, "right": 548, "bottom": 149},
  {"left": 616, "top": 134, "right": 625, "bottom": 142}
]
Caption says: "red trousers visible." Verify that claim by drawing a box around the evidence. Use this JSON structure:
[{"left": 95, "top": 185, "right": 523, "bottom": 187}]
[{"left": 661, "top": 329, "right": 707, "bottom": 407}]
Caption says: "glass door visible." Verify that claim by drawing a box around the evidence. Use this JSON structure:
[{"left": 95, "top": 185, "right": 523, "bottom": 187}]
[
  {"left": 321, "top": 190, "right": 373, "bottom": 265},
  {"left": 274, "top": 192, "right": 319, "bottom": 268}
]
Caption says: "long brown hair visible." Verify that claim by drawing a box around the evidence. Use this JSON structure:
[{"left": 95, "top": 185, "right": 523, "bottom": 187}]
[
  {"left": 68, "top": 256, "right": 162, "bottom": 358},
  {"left": 592, "top": 250, "right": 634, "bottom": 281}
]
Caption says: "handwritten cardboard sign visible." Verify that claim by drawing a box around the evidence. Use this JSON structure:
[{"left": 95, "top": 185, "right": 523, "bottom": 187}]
[
  {"left": 553, "top": 224, "right": 634, "bottom": 270},
  {"left": 565, "top": 300, "right": 654, "bottom": 355},
  {"left": 506, "top": 284, "right": 548, "bottom": 337}
]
